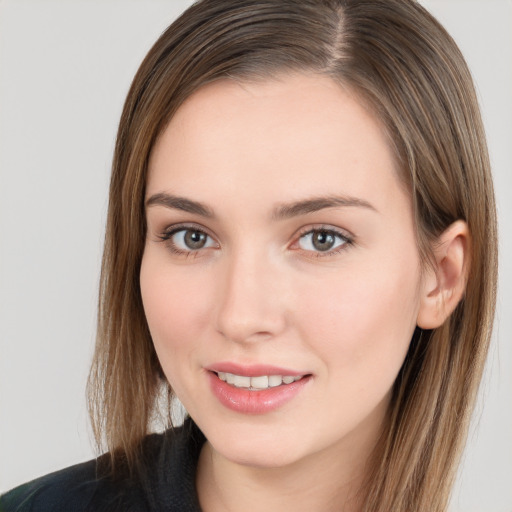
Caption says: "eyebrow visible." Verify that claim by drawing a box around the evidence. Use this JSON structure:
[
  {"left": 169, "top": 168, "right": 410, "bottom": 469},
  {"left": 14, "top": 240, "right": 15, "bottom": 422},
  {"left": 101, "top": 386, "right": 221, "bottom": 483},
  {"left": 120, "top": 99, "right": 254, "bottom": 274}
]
[
  {"left": 272, "top": 195, "right": 377, "bottom": 219},
  {"left": 145, "top": 192, "right": 376, "bottom": 219},
  {"left": 145, "top": 193, "right": 214, "bottom": 217}
]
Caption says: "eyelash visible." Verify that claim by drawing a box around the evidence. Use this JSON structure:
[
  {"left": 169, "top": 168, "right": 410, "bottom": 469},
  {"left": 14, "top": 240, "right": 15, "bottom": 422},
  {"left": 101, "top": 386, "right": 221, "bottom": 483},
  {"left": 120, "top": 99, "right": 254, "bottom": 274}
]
[
  {"left": 292, "top": 225, "right": 353, "bottom": 258},
  {"left": 157, "top": 223, "right": 354, "bottom": 258},
  {"left": 157, "top": 223, "right": 217, "bottom": 258}
]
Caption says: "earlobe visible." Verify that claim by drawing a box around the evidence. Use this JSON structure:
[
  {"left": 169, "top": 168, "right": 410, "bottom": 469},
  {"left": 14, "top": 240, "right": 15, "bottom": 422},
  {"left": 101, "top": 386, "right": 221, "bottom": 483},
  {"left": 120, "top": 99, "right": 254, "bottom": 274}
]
[{"left": 416, "top": 220, "right": 470, "bottom": 330}]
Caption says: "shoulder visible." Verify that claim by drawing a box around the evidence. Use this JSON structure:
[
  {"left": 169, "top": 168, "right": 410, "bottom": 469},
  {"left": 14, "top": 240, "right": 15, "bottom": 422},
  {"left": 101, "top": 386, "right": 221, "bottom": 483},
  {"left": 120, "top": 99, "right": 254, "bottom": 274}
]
[
  {"left": 0, "top": 458, "right": 102, "bottom": 512},
  {"left": 0, "top": 420, "right": 205, "bottom": 512}
]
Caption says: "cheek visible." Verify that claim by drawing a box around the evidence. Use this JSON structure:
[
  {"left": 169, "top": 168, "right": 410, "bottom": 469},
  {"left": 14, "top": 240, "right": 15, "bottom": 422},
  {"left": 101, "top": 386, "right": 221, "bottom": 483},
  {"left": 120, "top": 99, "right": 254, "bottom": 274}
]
[
  {"left": 139, "top": 253, "right": 213, "bottom": 372},
  {"left": 295, "top": 254, "right": 421, "bottom": 388}
]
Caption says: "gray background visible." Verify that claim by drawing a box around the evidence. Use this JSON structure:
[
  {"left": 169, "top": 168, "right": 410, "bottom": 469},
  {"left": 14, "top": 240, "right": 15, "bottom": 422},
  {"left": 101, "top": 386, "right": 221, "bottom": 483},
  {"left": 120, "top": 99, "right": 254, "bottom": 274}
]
[{"left": 0, "top": 1, "right": 510, "bottom": 510}]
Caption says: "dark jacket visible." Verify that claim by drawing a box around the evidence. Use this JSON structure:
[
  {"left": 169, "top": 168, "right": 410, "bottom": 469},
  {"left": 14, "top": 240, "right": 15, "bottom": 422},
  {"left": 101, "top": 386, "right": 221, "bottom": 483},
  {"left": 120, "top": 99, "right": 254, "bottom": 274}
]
[{"left": 0, "top": 419, "right": 205, "bottom": 512}]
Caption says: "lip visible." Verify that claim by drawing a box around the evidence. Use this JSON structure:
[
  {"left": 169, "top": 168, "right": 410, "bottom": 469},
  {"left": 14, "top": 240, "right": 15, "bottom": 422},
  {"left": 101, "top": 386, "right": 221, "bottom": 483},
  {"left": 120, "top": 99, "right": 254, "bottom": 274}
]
[
  {"left": 205, "top": 362, "right": 306, "bottom": 377},
  {"left": 205, "top": 363, "right": 312, "bottom": 414}
]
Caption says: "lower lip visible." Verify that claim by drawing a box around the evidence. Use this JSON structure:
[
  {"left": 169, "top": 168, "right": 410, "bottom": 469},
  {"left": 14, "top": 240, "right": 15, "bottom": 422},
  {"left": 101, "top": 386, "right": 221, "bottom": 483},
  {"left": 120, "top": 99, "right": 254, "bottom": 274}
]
[{"left": 207, "top": 372, "right": 312, "bottom": 414}]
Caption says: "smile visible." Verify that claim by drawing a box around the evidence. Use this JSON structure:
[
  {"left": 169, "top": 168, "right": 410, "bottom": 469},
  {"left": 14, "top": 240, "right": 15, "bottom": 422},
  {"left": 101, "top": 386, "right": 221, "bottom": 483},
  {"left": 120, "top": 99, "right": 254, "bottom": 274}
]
[
  {"left": 207, "top": 367, "right": 312, "bottom": 414},
  {"left": 217, "top": 372, "right": 303, "bottom": 390}
]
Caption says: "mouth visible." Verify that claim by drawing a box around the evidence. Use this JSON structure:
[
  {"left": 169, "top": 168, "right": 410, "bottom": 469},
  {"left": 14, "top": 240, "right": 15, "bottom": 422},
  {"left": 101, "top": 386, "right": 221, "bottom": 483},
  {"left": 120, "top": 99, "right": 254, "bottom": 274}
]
[
  {"left": 214, "top": 371, "right": 305, "bottom": 390},
  {"left": 205, "top": 365, "right": 312, "bottom": 414}
]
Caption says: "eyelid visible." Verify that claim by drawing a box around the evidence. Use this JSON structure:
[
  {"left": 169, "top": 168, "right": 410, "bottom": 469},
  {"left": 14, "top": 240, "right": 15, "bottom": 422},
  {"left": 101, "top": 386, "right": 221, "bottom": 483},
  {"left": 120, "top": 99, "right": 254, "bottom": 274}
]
[
  {"left": 157, "top": 222, "right": 220, "bottom": 255},
  {"left": 289, "top": 224, "right": 354, "bottom": 256},
  {"left": 158, "top": 222, "right": 216, "bottom": 240}
]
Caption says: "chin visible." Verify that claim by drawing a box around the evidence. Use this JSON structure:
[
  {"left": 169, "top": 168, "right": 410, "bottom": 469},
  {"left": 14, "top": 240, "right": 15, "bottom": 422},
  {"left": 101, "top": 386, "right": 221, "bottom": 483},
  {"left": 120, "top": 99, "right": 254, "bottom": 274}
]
[{"left": 216, "top": 439, "right": 303, "bottom": 469}]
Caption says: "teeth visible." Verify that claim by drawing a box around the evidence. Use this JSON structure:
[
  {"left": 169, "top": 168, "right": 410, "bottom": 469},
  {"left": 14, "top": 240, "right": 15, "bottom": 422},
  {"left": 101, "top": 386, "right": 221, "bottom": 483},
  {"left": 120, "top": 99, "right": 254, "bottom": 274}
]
[
  {"left": 268, "top": 375, "right": 282, "bottom": 387},
  {"left": 217, "top": 372, "right": 303, "bottom": 390},
  {"left": 250, "top": 375, "right": 269, "bottom": 389},
  {"left": 233, "top": 375, "right": 251, "bottom": 388}
]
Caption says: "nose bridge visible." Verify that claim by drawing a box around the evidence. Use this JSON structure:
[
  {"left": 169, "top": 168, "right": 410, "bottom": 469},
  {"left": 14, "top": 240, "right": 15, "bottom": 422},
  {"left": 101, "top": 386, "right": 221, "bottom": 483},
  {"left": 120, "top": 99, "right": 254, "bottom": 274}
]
[{"left": 215, "top": 243, "right": 286, "bottom": 343}]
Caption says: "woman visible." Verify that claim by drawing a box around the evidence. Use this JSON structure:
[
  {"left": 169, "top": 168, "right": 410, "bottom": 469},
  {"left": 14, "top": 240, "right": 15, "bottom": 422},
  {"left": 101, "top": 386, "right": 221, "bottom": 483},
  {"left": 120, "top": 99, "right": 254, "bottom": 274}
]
[{"left": 1, "top": 0, "right": 498, "bottom": 511}]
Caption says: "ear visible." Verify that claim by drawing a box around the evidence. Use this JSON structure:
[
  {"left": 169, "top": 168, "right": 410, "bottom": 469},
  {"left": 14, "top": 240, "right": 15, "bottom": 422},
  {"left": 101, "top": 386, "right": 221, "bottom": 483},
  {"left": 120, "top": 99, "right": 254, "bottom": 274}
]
[{"left": 417, "top": 220, "right": 470, "bottom": 330}]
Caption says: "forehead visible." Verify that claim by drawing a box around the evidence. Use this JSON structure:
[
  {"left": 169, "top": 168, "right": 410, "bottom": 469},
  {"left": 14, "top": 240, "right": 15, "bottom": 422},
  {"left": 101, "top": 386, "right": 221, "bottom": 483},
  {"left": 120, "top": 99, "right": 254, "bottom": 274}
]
[{"left": 147, "top": 74, "right": 408, "bottom": 214}]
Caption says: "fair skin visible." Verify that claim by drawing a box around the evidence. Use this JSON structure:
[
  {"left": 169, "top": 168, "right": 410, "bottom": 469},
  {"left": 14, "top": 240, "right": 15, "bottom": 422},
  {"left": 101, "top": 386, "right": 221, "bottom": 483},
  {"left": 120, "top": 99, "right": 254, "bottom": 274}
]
[{"left": 140, "top": 74, "right": 468, "bottom": 511}]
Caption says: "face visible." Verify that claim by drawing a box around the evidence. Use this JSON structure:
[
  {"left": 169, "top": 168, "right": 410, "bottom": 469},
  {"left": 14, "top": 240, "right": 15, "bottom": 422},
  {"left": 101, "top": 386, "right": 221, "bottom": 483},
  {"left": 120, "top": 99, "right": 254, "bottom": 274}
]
[{"left": 140, "top": 74, "right": 424, "bottom": 470}]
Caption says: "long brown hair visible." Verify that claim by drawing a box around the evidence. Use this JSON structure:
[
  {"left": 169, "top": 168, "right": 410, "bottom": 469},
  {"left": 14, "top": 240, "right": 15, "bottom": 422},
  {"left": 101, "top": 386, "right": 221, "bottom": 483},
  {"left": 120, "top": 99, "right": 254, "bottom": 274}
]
[{"left": 87, "top": 1, "right": 498, "bottom": 510}]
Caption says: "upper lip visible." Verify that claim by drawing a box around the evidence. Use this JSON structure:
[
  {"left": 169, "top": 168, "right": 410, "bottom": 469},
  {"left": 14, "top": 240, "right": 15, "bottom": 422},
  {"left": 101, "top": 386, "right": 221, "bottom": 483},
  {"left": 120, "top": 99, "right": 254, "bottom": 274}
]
[{"left": 205, "top": 362, "right": 308, "bottom": 377}]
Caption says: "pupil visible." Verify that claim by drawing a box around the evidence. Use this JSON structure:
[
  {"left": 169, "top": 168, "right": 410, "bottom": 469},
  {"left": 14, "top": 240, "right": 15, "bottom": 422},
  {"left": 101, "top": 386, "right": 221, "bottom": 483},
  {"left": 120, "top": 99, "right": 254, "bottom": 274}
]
[
  {"left": 184, "top": 230, "right": 206, "bottom": 249},
  {"left": 313, "top": 231, "right": 335, "bottom": 251}
]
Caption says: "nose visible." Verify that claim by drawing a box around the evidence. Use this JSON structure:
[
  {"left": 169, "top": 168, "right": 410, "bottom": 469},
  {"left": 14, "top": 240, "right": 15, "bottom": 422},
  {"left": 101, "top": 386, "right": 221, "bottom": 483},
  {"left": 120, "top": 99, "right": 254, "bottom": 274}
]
[{"left": 215, "top": 247, "right": 288, "bottom": 344}]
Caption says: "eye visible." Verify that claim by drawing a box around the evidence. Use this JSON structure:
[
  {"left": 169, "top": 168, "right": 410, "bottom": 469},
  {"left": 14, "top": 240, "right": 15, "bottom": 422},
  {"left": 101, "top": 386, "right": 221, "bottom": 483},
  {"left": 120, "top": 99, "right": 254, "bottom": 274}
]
[
  {"left": 297, "top": 228, "right": 350, "bottom": 253},
  {"left": 161, "top": 227, "right": 217, "bottom": 253}
]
